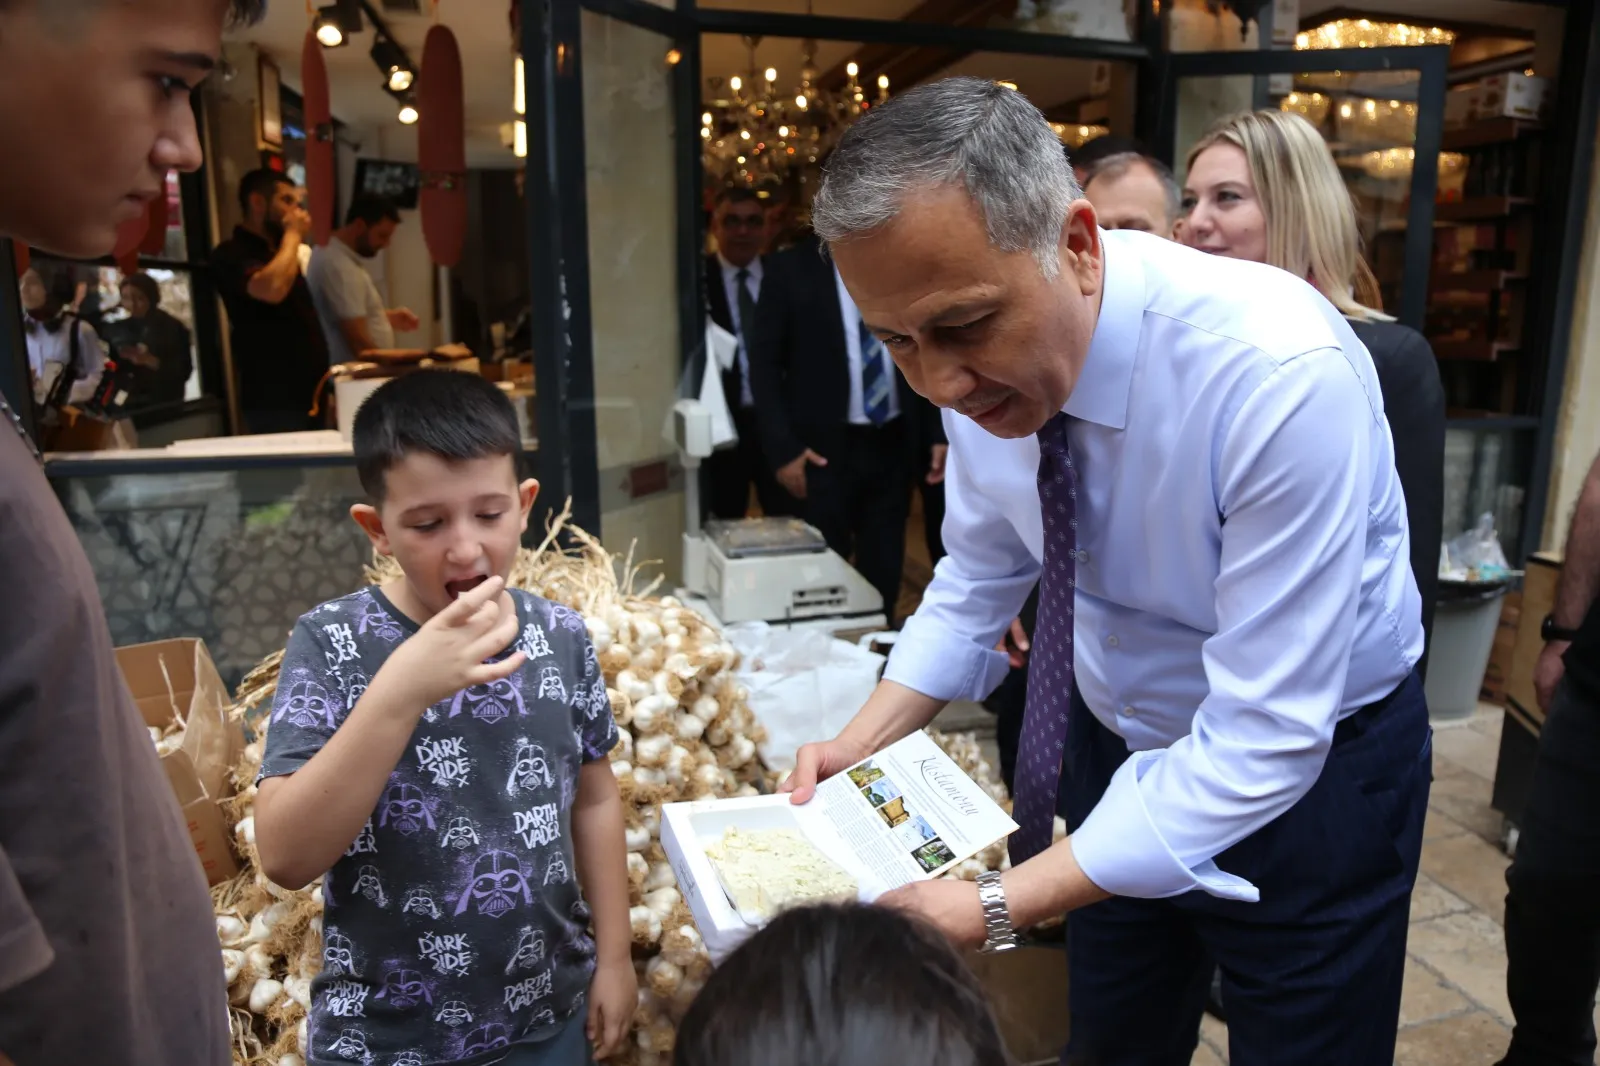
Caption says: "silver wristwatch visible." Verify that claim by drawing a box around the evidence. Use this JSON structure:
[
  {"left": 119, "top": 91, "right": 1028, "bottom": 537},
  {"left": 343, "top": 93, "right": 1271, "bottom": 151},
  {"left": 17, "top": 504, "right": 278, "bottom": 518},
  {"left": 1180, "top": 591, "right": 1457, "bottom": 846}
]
[{"left": 976, "top": 870, "right": 1019, "bottom": 954}]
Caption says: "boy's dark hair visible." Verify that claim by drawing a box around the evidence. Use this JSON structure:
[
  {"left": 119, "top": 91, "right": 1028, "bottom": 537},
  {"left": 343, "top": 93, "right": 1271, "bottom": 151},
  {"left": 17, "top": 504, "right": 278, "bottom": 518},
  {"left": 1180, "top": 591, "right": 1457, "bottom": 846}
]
[
  {"left": 237, "top": 168, "right": 293, "bottom": 215},
  {"left": 674, "top": 904, "right": 1012, "bottom": 1066},
  {"left": 346, "top": 193, "right": 401, "bottom": 228},
  {"left": 353, "top": 369, "right": 523, "bottom": 501}
]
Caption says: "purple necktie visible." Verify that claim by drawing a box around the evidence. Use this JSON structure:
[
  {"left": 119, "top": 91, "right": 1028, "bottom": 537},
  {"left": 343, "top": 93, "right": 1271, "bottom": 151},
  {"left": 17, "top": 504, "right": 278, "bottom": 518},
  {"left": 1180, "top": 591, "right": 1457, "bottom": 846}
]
[{"left": 1009, "top": 412, "right": 1078, "bottom": 865}]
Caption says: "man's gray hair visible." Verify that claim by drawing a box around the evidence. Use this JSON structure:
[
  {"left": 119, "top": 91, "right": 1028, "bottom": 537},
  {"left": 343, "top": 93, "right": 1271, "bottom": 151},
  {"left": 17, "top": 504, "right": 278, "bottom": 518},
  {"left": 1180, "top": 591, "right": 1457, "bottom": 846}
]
[
  {"left": 811, "top": 77, "right": 1082, "bottom": 278},
  {"left": 1083, "top": 151, "right": 1183, "bottom": 227}
]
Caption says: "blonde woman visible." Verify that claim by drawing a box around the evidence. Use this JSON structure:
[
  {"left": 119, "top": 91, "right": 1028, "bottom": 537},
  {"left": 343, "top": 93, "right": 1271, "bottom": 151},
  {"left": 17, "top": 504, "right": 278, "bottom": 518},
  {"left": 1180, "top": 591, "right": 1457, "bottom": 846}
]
[{"left": 1182, "top": 109, "right": 1445, "bottom": 662}]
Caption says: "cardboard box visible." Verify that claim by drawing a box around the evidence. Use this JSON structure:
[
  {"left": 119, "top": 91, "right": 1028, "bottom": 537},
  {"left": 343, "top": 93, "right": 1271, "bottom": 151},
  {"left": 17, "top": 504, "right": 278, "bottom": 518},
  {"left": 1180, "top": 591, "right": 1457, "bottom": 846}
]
[
  {"left": 1445, "top": 85, "right": 1479, "bottom": 130},
  {"left": 1475, "top": 73, "right": 1548, "bottom": 120},
  {"left": 117, "top": 638, "right": 242, "bottom": 885},
  {"left": 966, "top": 944, "right": 1071, "bottom": 1065},
  {"left": 1480, "top": 589, "right": 1521, "bottom": 706}
]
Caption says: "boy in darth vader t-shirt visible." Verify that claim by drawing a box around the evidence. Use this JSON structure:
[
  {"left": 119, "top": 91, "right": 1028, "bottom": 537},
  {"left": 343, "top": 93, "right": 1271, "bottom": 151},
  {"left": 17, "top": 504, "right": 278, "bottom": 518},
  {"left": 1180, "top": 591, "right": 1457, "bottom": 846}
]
[{"left": 254, "top": 371, "right": 635, "bottom": 1066}]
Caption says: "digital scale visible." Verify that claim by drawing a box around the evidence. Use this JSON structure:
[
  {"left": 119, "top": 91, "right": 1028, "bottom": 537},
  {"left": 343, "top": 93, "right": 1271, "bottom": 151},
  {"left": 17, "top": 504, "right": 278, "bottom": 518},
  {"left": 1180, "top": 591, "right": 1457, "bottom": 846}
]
[{"left": 672, "top": 399, "right": 887, "bottom": 631}]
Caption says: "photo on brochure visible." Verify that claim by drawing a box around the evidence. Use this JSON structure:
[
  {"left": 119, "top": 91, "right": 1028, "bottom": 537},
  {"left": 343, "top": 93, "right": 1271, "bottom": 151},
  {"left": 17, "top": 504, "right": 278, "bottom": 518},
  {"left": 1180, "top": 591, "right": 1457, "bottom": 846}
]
[
  {"left": 893, "top": 814, "right": 938, "bottom": 849},
  {"left": 847, "top": 761, "right": 885, "bottom": 789},
  {"left": 876, "top": 796, "right": 909, "bottom": 829},
  {"left": 912, "top": 838, "right": 958, "bottom": 874},
  {"left": 861, "top": 778, "right": 901, "bottom": 809}
]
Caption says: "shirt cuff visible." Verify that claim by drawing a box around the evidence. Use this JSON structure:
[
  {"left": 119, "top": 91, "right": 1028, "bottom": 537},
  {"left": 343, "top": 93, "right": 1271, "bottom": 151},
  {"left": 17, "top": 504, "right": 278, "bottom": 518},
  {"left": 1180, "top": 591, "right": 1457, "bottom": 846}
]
[
  {"left": 1070, "top": 751, "right": 1261, "bottom": 902},
  {"left": 883, "top": 614, "right": 1012, "bottom": 703}
]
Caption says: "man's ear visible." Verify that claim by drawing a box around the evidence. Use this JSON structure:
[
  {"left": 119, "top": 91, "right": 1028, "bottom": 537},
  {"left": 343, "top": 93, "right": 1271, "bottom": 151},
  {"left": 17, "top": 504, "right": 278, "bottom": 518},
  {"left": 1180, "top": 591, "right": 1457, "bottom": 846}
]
[
  {"left": 517, "top": 479, "right": 541, "bottom": 535},
  {"left": 351, "top": 503, "right": 391, "bottom": 555},
  {"left": 1059, "top": 199, "right": 1104, "bottom": 299}
]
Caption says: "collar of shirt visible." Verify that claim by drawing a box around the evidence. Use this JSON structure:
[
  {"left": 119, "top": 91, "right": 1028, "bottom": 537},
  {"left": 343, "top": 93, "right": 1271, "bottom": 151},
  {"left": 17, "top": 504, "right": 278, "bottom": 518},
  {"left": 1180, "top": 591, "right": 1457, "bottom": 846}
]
[
  {"left": 1063, "top": 231, "right": 1140, "bottom": 431},
  {"left": 719, "top": 253, "right": 762, "bottom": 286}
]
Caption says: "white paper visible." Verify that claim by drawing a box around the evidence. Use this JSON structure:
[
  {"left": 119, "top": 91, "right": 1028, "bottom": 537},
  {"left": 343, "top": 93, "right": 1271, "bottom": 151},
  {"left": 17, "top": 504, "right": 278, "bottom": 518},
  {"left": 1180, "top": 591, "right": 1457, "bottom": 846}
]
[
  {"left": 708, "top": 320, "right": 738, "bottom": 372},
  {"left": 661, "top": 731, "right": 1017, "bottom": 961}
]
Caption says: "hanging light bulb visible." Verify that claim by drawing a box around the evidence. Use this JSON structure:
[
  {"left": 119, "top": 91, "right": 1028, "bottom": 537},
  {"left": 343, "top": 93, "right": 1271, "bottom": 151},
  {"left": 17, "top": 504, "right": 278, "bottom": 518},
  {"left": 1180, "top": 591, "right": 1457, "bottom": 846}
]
[
  {"left": 514, "top": 56, "right": 526, "bottom": 116},
  {"left": 314, "top": 16, "right": 346, "bottom": 47},
  {"left": 398, "top": 100, "right": 419, "bottom": 125},
  {"left": 731, "top": 75, "right": 743, "bottom": 92},
  {"left": 765, "top": 67, "right": 778, "bottom": 83},
  {"left": 740, "top": 129, "right": 751, "bottom": 141},
  {"left": 846, "top": 61, "right": 860, "bottom": 77},
  {"left": 795, "top": 94, "right": 808, "bottom": 109},
  {"left": 778, "top": 125, "right": 790, "bottom": 137},
  {"left": 878, "top": 74, "right": 889, "bottom": 90},
  {"left": 513, "top": 119, "right": 526, "bottom": 157},
  {"left": 701, "top": 111, "right": 713, "bottom": 127}
]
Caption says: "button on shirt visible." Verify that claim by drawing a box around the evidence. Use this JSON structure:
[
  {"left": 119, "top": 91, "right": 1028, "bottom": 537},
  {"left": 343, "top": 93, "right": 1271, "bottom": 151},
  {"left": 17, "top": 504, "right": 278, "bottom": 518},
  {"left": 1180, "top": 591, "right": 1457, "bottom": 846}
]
[
  {"left": 885, "top": 230, "right": 1422, "bottom": 903},
  {"left": 308, "top": 235, "right": 395, "bottom": 366},
  {"left": 834, "top": 266, "right": 902, "bottom": 426},
  {"left": 718, "top": 254, "right": 761, "bottom": 408}
]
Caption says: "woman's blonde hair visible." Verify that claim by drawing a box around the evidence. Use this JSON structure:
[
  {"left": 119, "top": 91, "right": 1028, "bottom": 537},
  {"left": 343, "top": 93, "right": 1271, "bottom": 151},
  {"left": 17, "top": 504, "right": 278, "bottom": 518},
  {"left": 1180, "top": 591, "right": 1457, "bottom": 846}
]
[{"left": 1186, "top": 109, "right": 1392, "bottom": 322}]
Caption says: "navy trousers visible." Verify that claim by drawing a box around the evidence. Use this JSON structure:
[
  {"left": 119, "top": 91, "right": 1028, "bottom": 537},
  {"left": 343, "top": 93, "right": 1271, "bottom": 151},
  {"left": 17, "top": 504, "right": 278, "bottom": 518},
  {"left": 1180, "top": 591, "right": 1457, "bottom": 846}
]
[{"left": 1058, "top": 670, "right": 1432, "bottom": 1066}]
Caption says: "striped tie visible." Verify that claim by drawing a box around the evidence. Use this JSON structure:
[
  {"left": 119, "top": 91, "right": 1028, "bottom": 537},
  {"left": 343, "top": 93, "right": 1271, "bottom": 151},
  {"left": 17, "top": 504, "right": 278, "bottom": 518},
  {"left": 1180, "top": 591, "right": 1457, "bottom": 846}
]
[{"left": 859, "top": 318, "right": 892, "bottom": 426}]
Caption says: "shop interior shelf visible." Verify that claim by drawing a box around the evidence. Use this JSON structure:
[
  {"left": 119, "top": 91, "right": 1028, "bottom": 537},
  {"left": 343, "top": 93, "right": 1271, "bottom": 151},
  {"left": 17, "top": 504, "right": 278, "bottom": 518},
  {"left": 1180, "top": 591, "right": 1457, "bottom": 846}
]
[
  {"left": 1435, "top": 196, "right": 1536, "bottom": 222},
  {"left": 1431, "top": 270, "right": 1528, "bottom": 293},
  {"left": 1441, "top": 118, "right": 1543, "bottom": 151},
  {"left": 1430, "top": 338, "right": 1519, "bottom": 361}
]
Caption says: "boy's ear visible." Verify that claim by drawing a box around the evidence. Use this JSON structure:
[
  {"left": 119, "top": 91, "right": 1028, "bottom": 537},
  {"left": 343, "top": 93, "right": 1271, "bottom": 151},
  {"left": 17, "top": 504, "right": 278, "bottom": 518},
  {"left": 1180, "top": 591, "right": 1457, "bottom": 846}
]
[
  {"left": 351, "top": 503, "right": 392, "bottom": 554},
  {"left": 517, "top": 479, "right": 541, "bottom": 534}
]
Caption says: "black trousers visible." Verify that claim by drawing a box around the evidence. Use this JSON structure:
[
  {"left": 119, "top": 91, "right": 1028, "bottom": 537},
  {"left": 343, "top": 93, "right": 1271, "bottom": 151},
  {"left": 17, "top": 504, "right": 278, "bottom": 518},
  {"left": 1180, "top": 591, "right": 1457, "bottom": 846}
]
[
  {"left": 1060, "top": 672, "right": 1432, "bottom": 1066},
  {"left": 804, "top": 420, "right": 911, "bottom": 626},
  {"left": 704, "top": 406, "right": 800, "bottom": 521},
  {"left": 986, "top": 584, "right": 1039, "bottom": 794},
  {"left": 1499, "top": 679, "right": 1600, "bottom": 1066}
]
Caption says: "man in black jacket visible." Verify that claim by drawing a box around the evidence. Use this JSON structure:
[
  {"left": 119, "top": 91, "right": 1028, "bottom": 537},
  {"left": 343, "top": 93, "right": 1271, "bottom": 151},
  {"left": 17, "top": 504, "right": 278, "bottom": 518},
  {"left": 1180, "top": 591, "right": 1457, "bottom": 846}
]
[
  {"left": 703, "top": 188, "right": 797, "bottom": 519},
  {"left": 749, "top": 233, "right": 945, "bottom": 625}
]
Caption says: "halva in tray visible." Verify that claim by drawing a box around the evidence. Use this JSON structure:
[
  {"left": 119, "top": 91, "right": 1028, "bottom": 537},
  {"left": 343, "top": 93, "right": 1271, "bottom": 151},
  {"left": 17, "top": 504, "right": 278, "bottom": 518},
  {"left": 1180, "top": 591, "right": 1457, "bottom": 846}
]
[{"left": 703, "top": 826, "right": 859, "bottom": 923}]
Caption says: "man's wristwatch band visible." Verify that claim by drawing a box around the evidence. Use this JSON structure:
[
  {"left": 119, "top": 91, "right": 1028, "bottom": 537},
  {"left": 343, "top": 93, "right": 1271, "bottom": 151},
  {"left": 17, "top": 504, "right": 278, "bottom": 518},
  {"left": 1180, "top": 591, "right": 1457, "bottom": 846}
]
[
  {"left": 976, "top": 870, "right": 1019, "bottom": 954},
  {"left": 1543, "top": 614, "right": 1580, "bottom": 642}
]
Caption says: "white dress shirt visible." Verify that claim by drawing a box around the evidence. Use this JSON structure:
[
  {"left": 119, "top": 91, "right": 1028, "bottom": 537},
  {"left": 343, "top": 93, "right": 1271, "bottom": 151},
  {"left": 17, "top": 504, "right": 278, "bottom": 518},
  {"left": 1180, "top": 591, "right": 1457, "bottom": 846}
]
[
  {"left": 834, "top": 265, "right": 901, "bottom": 426},
  {"left": 718, "top": 253, "right": 762, "bottom": 408},
  {"left": 25, "top": 314, "right": 103, "bottom": 406},
  {"left": 885, "top": 230, "right": 1422, "bottom": 903}
]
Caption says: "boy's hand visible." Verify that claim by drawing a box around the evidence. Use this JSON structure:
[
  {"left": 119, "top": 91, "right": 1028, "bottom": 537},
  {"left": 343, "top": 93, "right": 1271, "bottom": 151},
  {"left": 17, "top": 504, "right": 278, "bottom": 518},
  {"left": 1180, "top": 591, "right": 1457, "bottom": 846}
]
[
  {"left": 374, "top": 576, "right": 524, "bottom": 714},
  {"left": 587, "top": 957, "right": 637, "bottom": 1059}
]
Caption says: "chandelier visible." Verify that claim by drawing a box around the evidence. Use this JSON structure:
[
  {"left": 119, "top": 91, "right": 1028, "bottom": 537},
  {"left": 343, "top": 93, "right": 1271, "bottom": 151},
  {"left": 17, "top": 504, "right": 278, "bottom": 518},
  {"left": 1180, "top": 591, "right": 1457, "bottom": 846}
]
[
  {"left": 702, "top": 32, "right": 889, "bottom": 187},
  {"left": 1295, "top": 18, "right": 1455, "bottom": 50}
]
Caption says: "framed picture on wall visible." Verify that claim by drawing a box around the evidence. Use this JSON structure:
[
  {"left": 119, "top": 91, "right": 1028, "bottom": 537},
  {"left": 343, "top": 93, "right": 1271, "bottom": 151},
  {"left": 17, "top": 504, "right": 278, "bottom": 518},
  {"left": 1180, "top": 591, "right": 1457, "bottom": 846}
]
[{"left": 258, "top": 55, "right": 283, "bottom": 150}]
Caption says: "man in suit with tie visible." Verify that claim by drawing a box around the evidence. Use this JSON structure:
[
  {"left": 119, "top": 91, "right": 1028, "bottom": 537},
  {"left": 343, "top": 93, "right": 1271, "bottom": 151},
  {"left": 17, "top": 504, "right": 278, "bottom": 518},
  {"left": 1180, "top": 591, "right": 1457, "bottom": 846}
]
[
  {"left": 749, "top": 232, "right": 944, "bottom": 626},
  {"left": 702, "top": 188, "right": 797, "bottom": 520},
  {"left": 787, "top": 78, "right": 1431, "bottom": 1066}
]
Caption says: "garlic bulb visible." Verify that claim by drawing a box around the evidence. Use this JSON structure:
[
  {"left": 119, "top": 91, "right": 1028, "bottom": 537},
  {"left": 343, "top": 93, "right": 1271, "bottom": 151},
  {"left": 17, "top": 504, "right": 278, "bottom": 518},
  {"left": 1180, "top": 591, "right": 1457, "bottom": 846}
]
[
  {"left": 645, "top": 886, "right": 681, "bottom": 918},
  {"left": 284, "top": 975, "right": 313, "bottom": 1011},
  {"left": 614, "top": 727, "right": 635, "bottom": 762},
  {"left": 279, "top": 1056, "right": 305, "bottom": 1066},
  {"left": 635, "top": 734, "right": 672, "bottom": 768},
  {"left": 643, "top": 862, "right": 676, "bottom": 894},
  {"left": 249, "top": 978, "right": 284, "bottom": 1014},
  {"left": 675, "top": 714, "right": 706, "bottom": 742},
  {"left": 627, "top": 851, "right": 649, "bottom": 886},
  {"left": 645, "top": 956, "right": 683, "bottom": 997},
  {"left": 634, "top": 617, "right": 663, "bottom": 648},
  {"left": 586, "top": 617, "right": 614, "bottom": 653},
  {"left": 234, "top": 815, "right": 256, "bottom": 848},
  {"left": 625, "top": 824, "right": 651, "bottom": 853},
  {"left": 616, "top": 670, "right": 651, "bottom": 703},
  {"left": 221, "top": 948, "right": 245, "bottom": 984},
  {"left": 217, "top": 914, "right": 248, "bottom": 946},
  {"left": 630, "top": 905, "right": 663, "bottom": 946},
  {"left": 660, "top": 925, "right": 703, "bottom": 969},
  {"left": 690, "top": 695, "right": 721, "bottom": 724}
]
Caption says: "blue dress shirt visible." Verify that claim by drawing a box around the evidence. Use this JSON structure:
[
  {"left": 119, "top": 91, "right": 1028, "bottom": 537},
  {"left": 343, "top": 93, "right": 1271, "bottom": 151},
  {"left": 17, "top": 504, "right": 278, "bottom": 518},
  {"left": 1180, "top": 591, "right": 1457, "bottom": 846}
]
[{"left": 884, "top": 230, "right": 1423, "bottom": 903}]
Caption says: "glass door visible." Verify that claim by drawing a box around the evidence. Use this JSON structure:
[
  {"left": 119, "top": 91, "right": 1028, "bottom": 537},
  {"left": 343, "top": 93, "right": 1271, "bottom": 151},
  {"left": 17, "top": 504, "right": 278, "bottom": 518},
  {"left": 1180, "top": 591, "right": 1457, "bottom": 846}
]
[{"left": 1160, "top": 46, "right": 1451, "bottom": 330}]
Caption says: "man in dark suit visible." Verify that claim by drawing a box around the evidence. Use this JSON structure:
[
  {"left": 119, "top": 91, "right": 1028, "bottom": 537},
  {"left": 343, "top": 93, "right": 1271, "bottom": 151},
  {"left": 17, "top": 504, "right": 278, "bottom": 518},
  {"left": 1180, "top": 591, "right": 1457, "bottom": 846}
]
[
  {"left": 749, "top": 233, "right": 945, "bottom": 625},
  {"left": 703, "top": 187, "right": 798, "bottom": 520}
]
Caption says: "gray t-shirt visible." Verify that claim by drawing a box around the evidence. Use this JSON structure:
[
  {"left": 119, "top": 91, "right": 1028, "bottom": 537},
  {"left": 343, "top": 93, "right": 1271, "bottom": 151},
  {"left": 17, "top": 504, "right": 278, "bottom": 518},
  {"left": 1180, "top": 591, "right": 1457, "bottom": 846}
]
[
  {"left": 307, "top": 236, "right": 395, "bottom": 364},
  {"left": 260, "top": 587, "right": 617, "bottom": 1066},
  {"left": 0, "top": 420, "right": 229, "bottom": 1064}
]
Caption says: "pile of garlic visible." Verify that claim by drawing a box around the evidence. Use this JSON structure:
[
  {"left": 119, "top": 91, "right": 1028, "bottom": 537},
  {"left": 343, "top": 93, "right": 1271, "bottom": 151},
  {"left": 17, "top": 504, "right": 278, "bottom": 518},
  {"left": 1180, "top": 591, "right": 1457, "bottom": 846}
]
[
  {"left": 208, "top": 508, "right": 764, "bottom": 1066},
  {"left": 147, "top": 718, "right": 186, "bottom": 758}
]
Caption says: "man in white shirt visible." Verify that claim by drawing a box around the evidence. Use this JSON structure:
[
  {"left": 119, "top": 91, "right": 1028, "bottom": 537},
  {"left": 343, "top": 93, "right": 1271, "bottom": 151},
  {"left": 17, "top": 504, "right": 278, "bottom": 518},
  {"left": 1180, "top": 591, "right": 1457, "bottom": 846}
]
[
  {"left": 702, "top": 187, "right": 796, "bottom": 520},
  {"left": 307, "top": 194, "right": 419, "bottom": 364},
  {"left": 787, "top": 77, "right": 1430, "bottom": 1065},
  {"left": 19, "top": 265, "right": 103, "bottom": 407}
]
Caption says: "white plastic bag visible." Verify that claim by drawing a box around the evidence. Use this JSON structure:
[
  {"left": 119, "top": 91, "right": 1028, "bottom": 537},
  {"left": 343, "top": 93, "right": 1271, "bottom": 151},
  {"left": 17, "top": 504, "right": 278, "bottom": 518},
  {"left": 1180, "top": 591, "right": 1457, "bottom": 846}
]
[{"left": 725, "top": 622, "right": 885, "bottom": 773}]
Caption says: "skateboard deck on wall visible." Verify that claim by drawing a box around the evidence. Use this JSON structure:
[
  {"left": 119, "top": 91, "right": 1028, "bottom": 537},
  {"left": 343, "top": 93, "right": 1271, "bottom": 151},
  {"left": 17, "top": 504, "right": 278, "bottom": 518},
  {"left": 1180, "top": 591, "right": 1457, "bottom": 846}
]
[
  {"left": 302, "top": 28, "right": 335, "bottom": 248},
  {"left": 419, "top": 23, "right": 466, "bottom": 269}
]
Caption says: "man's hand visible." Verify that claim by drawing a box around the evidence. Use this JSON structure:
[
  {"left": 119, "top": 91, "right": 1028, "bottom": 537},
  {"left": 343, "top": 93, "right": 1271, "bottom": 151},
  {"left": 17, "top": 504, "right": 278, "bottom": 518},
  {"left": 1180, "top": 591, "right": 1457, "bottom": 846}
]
[
  {"left": 119, "top": 345, "right": 159, "bottom": 370},
  {"left": 1535, "top": 641, "right": 1570, "bottom": 712},
  {"left": 781, "top": 735, "right": 872, "bottom": 804},
  {"left": 377, "top": 576, "right": 523, "bottom": 713},
  {"left": 776, "top": 448, "right": 827, "bottom": 499},
  {"left": 878, "top": 879, "right": 986, "bottom": 949},
  {"left": 587, "top": 957, "right": 637, "bottom": 1059},
  {"left": 926, "top": 443, "right": 948, "bottom": 485},
  {"left": 996, "top": 617, "right": 1030, "bottom": 668},
  {"left": 283, "top": 206, "right": 313, "bottom": 239},
  {"left": 387, "top": 307, "right": 421, "bottom": 332}
]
